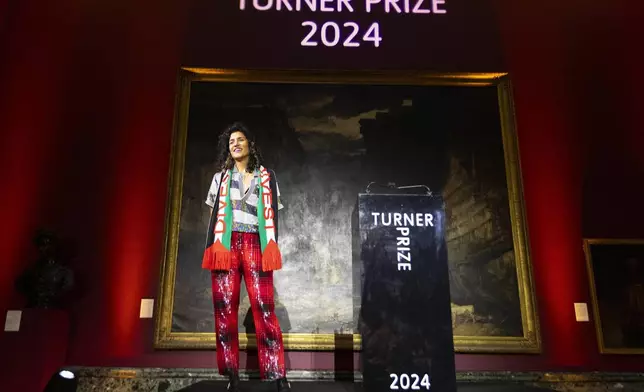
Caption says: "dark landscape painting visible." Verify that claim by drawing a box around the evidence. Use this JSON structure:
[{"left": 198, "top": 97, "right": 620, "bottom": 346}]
[
  {"left": 157, "top": 69, "right": 539, "bottom": 352},
  {"left": 585, "top": 239, "right": 644, "bottom": 354}
]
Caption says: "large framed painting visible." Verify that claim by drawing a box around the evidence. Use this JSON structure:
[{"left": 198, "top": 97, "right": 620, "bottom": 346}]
[
  {"left": 154, "top": 68, "right": 541, "bottom": 353},
  {"left": 584, "top": 238, "right": 644, "bottom": 354}
]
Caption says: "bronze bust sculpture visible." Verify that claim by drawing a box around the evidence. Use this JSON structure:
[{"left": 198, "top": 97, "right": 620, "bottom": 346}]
[{"left": 16, "top": 230, "right": 74, "bottom": 309}]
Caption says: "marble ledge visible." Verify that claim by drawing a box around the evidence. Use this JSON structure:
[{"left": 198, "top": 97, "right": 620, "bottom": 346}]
[{"left": 69, "top": 368, "right": 644, "bottom": 392}]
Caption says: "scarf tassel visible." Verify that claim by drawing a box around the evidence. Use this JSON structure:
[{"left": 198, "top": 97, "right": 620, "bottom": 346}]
[
  {"left": 261, "top": 240, "right": 282, "bottom": 272},
  {"left": 202, "top": 240, "right": 232, "bottom": 270}
]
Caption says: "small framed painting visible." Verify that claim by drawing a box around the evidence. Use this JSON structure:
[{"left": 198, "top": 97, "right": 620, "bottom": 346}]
[{"left": 584, "top": 238, "right": 644, "bottom": 354}]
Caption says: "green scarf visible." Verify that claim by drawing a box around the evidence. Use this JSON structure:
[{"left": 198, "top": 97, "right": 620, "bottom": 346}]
[{"left": 202, "top": 165, "right": 282, "bottom": 272}]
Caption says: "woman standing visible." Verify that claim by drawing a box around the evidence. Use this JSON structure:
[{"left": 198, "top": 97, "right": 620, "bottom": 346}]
[{"left": 203, "top": 122, "right": 291, "bottom": 392}]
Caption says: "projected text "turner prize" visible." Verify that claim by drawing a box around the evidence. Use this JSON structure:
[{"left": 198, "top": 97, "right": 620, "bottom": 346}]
[{"left": 238, "top": 0, "right": 448, "bottom": 48}]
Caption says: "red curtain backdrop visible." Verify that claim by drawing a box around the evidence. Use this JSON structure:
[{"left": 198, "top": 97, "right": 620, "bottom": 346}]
[{"left": 1, "top": 0, "right": 643, "bottom": 372}]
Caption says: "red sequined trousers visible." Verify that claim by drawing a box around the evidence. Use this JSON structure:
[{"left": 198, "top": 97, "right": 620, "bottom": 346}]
[{"left": 211, "top": 231, "right": 286, "bottom": 380}]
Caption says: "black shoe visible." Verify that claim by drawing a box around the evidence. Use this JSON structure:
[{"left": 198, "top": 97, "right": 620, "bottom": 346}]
[
  {"left": 275, "top": 377, "right": 291, "bottom": 392},
  {"left": 226, "top": 372, "right": 240, "bottom": 391}
]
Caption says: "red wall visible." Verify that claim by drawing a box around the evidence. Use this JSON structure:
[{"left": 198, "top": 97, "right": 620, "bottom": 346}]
[{"left": 1, "top": 0, "right": 643, "bottom": 373}]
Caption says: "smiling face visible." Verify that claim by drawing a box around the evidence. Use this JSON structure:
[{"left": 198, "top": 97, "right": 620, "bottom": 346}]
[{"left": 229, "top": 130, "right": 250, "bottom": 161}]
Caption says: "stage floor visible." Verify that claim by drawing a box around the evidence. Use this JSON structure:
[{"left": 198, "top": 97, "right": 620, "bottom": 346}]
[
  {"left": 73, "top": 368, "right": 644, "bottom": 392},
  {"left": 176, "top": 380, "right": 359, "bottom": 391},
  {"left": 175, "top": 380, "right": 555, "bottom": 391}
]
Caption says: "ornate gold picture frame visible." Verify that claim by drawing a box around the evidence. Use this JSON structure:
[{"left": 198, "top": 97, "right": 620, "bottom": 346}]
[
  {"left": 584, "top": 238, "right": 644, "bottom": 354},
  {"left": 154, "top": 68, "right": 541, "bottom": 353}
]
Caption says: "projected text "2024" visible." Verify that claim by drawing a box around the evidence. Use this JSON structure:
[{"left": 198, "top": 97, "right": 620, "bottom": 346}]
[{"left": 239, "top": 0, "right": 448, "bottom": 48}]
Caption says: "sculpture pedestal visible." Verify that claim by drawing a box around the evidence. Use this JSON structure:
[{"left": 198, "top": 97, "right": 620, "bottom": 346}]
[{"left": 0, "top": 309, "right": 70, "bottom": 391}]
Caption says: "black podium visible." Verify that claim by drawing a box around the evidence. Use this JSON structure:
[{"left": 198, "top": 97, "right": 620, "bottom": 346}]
[{"left": 358, "top": 192, "right": 456, "bottom": 392}]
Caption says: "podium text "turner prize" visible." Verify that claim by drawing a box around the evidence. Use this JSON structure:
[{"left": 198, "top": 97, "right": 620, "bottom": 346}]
[{"left": 371, "top": 212, "right": 434, "bottom": 227}]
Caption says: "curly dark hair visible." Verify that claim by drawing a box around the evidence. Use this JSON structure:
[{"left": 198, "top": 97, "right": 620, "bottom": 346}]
[{"left": 215, "top": 122, "right": 263, "bottom": 173}]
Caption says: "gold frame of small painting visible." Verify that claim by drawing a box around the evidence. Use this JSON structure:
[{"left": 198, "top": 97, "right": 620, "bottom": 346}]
[
  {"left": 584, "top": 238, "right": 644, "bottom": 354},
  {"left": 153, "top": 67, "right": 541, "bottom": 353}
]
